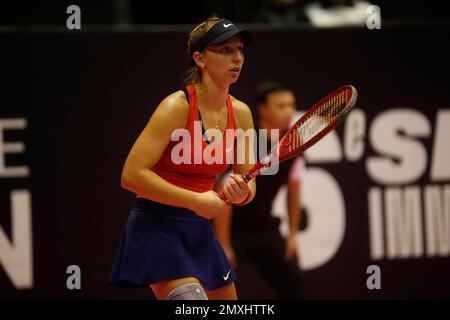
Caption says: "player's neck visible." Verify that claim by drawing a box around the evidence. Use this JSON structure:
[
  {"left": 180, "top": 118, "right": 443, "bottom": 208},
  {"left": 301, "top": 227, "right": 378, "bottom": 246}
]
[
  {"left": 195, "top": 75, "right": 229, "bottom": 111},
  {"left": 258, "top": 119, "right": 281, "bottom": 139}
]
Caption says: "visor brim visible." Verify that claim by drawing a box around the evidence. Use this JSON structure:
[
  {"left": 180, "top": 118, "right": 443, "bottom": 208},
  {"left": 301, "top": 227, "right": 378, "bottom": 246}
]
[{"left": 206, "top": 29, "right": 252, "bottom": 47}]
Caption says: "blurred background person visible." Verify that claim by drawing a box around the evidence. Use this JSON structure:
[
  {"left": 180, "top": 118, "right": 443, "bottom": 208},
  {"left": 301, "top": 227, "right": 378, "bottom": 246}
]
[
  {"left": 214, "top": 81, "right": 305, "bottom": 299},
  {"left": 252, "top": 0, "right": 310, "bottom": 25},
  {"left": 304, "top": 0, "right": 379, "bottom": 27}
]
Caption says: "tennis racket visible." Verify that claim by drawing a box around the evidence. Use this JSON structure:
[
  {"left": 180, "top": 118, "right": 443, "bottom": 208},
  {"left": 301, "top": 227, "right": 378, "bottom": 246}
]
[{"left": 219, "top": 84, "right": 358, "bottom": 200}]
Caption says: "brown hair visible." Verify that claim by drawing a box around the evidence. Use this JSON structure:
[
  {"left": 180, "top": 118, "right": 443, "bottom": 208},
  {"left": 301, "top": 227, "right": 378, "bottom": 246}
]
[{"left": 182, "top": 14, "right": 222, "bottom": 86}]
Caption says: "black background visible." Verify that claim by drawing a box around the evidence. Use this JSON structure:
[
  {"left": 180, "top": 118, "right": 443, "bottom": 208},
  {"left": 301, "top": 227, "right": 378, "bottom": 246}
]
[{"left": 1, "top": 21, "right": 450, "bottom": 299}]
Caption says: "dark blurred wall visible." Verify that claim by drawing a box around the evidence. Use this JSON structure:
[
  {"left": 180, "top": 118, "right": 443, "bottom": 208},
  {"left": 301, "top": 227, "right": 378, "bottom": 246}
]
[
  {"left": 1, "top": 0, "right": 449, "bottom": 26},
  {"left": 0, "top": 23, "right": 450, "bottom": 299}
]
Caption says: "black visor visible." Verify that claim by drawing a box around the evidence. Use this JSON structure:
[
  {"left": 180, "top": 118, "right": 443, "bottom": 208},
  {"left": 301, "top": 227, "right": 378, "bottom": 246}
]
[{"left": 190, "top": 19, "right": 252, "bottom": 56}]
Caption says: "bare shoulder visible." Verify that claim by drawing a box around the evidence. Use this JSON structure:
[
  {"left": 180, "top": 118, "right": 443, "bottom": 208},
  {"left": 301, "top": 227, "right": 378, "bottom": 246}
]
[
  {"left": 158, "top": 90, "right": 189, "bottom": 118},
  {"left": 229, "top": 95, "right": 253, "bottom": 129},
  {"left": 151, "top": 90, "right": 190, "bottom": 129},
  {"left": 230, "top": 94, "right": 251, "bottom": 115}
]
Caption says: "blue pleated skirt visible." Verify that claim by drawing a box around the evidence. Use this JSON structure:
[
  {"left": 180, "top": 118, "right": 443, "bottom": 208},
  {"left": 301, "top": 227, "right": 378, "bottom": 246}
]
[{"left": 109, "top": 197, "right": 236, "bottom": 291}]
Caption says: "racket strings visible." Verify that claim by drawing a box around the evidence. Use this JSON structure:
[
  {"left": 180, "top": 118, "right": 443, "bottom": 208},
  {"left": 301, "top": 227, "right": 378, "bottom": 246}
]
[{"left": 287, "top": 89, "right": 351, "bottom": 153}]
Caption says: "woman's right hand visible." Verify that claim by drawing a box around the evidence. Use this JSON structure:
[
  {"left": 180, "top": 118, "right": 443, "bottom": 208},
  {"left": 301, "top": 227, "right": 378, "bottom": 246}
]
[{"left": 191, "top": 190, "right": 230, "bottom": 219}]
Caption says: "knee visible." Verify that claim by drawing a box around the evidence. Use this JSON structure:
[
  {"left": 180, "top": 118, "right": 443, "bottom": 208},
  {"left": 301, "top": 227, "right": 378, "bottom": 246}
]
[{"left": 166, "top": 282, "right": 208, "bottom": 300}]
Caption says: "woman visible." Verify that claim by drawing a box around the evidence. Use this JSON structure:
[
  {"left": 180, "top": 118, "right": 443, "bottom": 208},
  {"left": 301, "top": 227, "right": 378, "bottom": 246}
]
[{"left": 109, "top": 15, "right": 257, "bottom": 300}]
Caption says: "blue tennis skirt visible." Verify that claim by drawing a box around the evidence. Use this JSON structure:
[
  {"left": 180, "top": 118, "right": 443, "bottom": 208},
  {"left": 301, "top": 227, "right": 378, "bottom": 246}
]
[{"left": 109, "top": 197, "right": 236, "bottom": 291}]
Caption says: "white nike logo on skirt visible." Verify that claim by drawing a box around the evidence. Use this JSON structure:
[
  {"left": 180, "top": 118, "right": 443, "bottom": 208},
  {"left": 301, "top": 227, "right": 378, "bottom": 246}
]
[{"left": 223, "top": 269, "right": 231, "bottom": 280}]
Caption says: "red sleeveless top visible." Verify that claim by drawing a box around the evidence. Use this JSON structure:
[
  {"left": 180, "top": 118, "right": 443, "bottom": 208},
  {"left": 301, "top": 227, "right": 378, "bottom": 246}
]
[{"left": 137, "top": 84, "right": 237, "bottom": 198}]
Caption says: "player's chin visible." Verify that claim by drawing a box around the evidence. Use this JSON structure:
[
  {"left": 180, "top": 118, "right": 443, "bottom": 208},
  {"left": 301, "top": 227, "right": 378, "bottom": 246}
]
[
  {"left": 226, "top": 71, "right": 240, "bottom": 82},
  {"left": 226, "top": 75, "right": 240, "bottom": 84}
]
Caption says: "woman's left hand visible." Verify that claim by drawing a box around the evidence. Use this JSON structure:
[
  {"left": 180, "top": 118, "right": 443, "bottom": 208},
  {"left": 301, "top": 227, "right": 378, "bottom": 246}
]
[{"left": 222, "top": 173, "right": 250, "bottom": 204}]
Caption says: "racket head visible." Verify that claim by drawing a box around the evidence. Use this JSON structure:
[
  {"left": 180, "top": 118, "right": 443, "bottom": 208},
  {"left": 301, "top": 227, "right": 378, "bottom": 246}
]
[
  {"left": 243, "top": 85, "right": 357, "bottom": 181},
  {"left": 275, "top": 84, "right": 357, "bottom": 162}
]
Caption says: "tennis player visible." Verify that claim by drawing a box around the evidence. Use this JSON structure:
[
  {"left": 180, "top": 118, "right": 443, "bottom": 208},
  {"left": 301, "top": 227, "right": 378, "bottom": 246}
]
[{"left": 109, "top": 15, "right": 256, "bottom": 300}]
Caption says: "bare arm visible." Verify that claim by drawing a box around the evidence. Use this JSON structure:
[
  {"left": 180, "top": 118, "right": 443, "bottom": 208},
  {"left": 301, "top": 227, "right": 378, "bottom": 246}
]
[
  {"left": 222, "top": 99, "right": 257, "bottom": 204},
  {"left": 120, "top": 92, "right": 228, "bottom": 218},
  {"left": 287, "top": 180, "right": 301, "bottom": 236},
  {"left": 285, "top": 158, "right": 303, "bottom": 259}
]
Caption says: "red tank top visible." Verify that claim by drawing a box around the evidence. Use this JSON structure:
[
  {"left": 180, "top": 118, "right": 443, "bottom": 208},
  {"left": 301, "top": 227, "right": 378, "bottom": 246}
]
[{"left": 137, "top": 84, "right": 237, "bottom": 198}]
